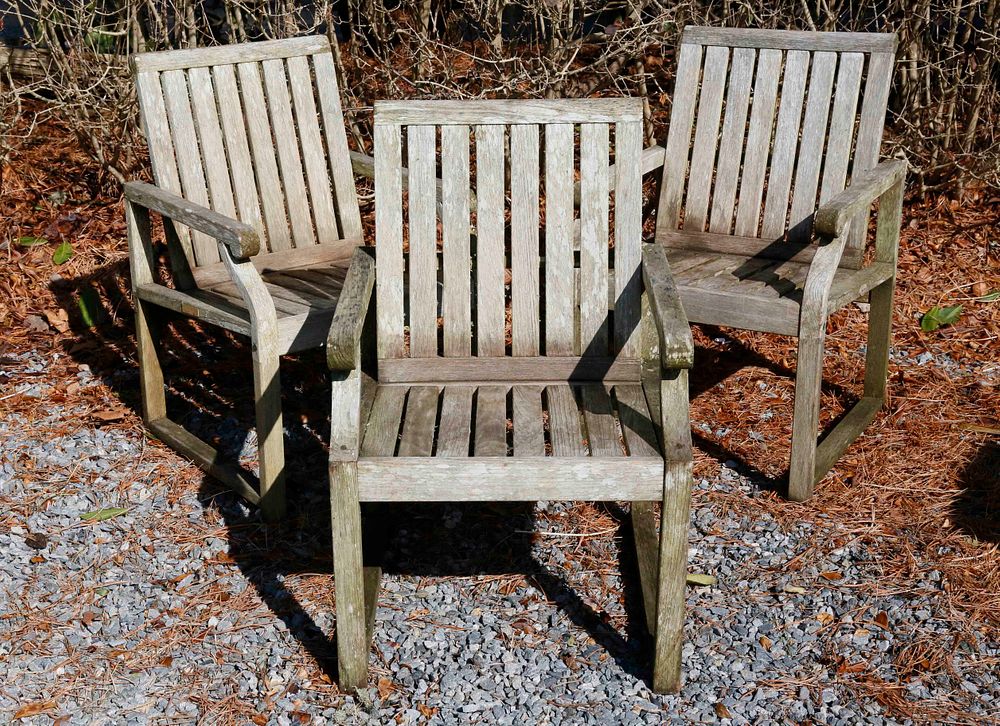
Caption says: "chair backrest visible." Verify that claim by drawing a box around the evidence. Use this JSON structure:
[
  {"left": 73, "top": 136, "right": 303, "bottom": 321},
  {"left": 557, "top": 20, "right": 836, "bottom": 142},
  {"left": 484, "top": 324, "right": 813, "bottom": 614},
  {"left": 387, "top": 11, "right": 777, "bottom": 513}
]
[
  {"left": 132, "top": 36, "right": 362, "bottom": 280},
  {"left": 373, "top": 99, "right": 644, "bottom": 382},
  {"left": 655, "top": 27, "right": 896, "bottom": 268}
]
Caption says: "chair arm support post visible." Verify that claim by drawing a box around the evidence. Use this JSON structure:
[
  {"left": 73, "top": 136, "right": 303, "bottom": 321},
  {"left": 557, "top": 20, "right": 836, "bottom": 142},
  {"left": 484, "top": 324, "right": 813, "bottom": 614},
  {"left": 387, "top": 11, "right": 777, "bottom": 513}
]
[
  {"left": 641, "top": 244, "right": 694, "bottom": 370},
  {"left": 123, "top": 180, "right": 261, "bottom": 259},
  {"left": 327, "top": 247, "right": 376, "bottom": 371}
]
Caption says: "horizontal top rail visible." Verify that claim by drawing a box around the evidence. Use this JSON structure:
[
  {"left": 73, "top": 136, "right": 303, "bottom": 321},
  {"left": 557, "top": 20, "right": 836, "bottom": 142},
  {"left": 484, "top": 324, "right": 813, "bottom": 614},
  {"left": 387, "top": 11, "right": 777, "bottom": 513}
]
[
  {"left": 374, "top": 98, "right": 644, "bottom": 126},
  {"left": 130, "top": 35, "right": 330, "bottom": 74},
  {"left": 682, "top": 26, "right": 897, "bottom": 53}
]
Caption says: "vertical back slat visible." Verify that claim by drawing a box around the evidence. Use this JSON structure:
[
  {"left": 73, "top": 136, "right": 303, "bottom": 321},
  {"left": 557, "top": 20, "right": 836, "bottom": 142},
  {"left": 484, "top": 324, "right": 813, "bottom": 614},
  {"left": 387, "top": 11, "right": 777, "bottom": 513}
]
[
  {"left": 211, "top": 65, "right": 266, "bottom": 245},
  {"left": 237, "top": 61, "right": 292, "bottom": 251},
  {"left": 510, "top": 124, "right": 541, "bottom": 356},
  {"left": 709, "top": 47, "right": 756, "bottom": 234},
  {"left": 441, "top": 125, "right": 472, "bottom": 356},
  {"left": 261, "top": 59, "right": 315, "bottom": 248},
  {"left": 287, "top": 55, "right": 341, "bottom": 244},
  {"left": 733, "top": 49, "right": 782, "bottom": 237},
  {"left": 187, "top": 67, "right": 237, "bottom": 220},
  {"left": 847, "top": 51, "right": 894, "bottom": 265},
  {"left": 787, "top": 51, "right": 837, "bottom": 241},
  {"left": 614, "top": 120, "right": 643, "bottom": 357},
  {"left": 656, "top": 42, "right": 703, "bottom": 237},
  {"left": 761, "top": 50, "right": 810, "bottom": 239},
  {"left": 579, "top": 123, "right": 610, "bottom": 355},
  {"left": 683, "top": 46, "right": 729, "bottom": 231},
  {"left": 544, "top": 124, "right": 575, "bottom": 355},
  {"left": 407, "top": 125, "right": 438, "bottom": 357},
  {"left": 475, "top": 124, "right": 507, "bottom": 357},
  {"left": 135, "top": 70, "right": 197, "bottom": 273},
  {"left": 160, "top": 69, "right": 220, "bottom": 266},
  {"left": 819, "top": 53, "right": 865, "bottom": 205},
  {"left": 313, "top": 52, "right": 364, "bottom": 240},
  {"left": 375, "top": 124, "right": 404, "bottom": 359}
]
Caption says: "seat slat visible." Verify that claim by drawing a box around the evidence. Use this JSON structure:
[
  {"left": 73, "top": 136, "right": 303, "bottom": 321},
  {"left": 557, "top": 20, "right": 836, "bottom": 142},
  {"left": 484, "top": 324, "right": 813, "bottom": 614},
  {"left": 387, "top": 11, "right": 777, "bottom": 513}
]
[
  {"left": 544, "top": 123, "right": 575, "bottom": 355},
  {"left": 361, "top": 386, "right": 407, "bottom": 457},
  {"left": 733, "top": 49, "right": 782, "bottom": 238},
  {"left": 475, "top": 124, "right": 507, "bottom": 357},
  {"left": 211, "top": 65, "right": 266, "bottom": 244},
  {"left": 684, "top": 45, "right": 729, "bottom": 232},
  {"left": 397, "top": 386, "right": 440, "bottom": 457},
  {"left": 266, "top": 271, "right": 342, "bottom": 301},
  {"left": 261, "top": 59, "right": 315, "bottom": 248},
  {"left": 160, "top": 69, "right": 220, "bottom": 266},
  {"left": 209, "top": 279, "right": 313, "bottom": 315},
  {"left": 680, "top": 255, "right": 775, "bottom": 292},
  {"left": 510, "top": 124, "right": 541, "bottom": 356},
  {"left": 474, "top": 385, "right": 509, "bottom": 456},
  {"left": 236, "top": 61, "right": 293, "bottom": 252},
  {"left": 787, "top": 52, "right": 838, "bottom": 241},
  {"left": 441, "top": 124, "right": 472, "bottom": 356},
  {"left": 760, "top": 50, "right": 810, "bottom": 239},
  {"left": 546, "top": 385, "right": 585, "bottom": 456},
  {"left": 580, "top": 385, "right": 622, "bottom": 457},
  {"left": 512, "top": 385, "right": 545, "bottom": 457},
  {"left": 436, "top": 386, "right": 474, "bottom": 456},
  {"left": 614, "top": 385, "right": 660, "bottom": 458},
  {"left": 407, "top": 124, "right": 438, "bottom": 357},
  {"left": 287, "top": 55, "right": 341, "bottom": 243},
  {"left": 709, "top": 47, "right": 756, "bottom": 235},
  {"left": 580, "top": 123, "right": 610, "bottom": 356}
]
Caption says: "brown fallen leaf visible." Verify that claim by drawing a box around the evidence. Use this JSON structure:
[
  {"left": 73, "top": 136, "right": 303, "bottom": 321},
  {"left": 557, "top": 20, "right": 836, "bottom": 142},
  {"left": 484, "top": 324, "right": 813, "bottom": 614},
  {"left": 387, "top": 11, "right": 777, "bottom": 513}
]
[
  {"left": 24, "top": 531, "right": 48, "bottom": 549},
  {"left": 759, "top": 635, "right": 772, "bottom": 651},
  {"left": 91, "top": 410, "right": 125, "bottom": 423},
  {"left": 376, "top": 677, "right": 396, "bottom": 699},
  {"left": 875, "top": 611, "right": 890, "bottom": 629},
  {"left": 14, "top": 701, "right": 58, "bottom": 720},
  {"left": 714, "top": 703, "right": 733, "bottom": 719},
  {"left": 43, "top": 308, "right": 70, "bottom": 333},
  {"left": 417, "top": 704, "right": 438, "bottom": 718},
  {"left": 24, "top": 314, "right": 49, "bottom": 333},
  {"left": 819, "top": 571, "right": 843, "bottom": 581},
  {"left": 817, "top": 612, "right": 835, "bottom": 625}
]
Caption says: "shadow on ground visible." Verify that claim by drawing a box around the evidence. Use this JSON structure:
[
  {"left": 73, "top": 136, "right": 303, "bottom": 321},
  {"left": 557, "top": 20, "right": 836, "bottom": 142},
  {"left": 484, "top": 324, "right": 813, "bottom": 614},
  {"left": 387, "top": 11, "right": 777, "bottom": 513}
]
[{"left": 951, "top": 439, "right": 1000, "bottom": 543}]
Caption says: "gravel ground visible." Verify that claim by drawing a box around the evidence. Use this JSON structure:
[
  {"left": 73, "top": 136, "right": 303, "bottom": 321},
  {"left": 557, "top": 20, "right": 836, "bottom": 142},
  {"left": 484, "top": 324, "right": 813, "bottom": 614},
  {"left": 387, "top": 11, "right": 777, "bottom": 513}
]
[{"left": 1, "top": 349, "right": 997, "bottom": 725}]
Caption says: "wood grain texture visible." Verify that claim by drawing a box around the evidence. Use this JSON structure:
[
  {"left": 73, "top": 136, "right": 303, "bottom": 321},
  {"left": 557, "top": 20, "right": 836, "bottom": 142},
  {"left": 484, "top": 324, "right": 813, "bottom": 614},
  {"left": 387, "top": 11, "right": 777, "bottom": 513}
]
[
  {"left": 579, "top": 123, "right": 610, "bottom": 356},
  {"left": 376, "top": 356, "right": 641, "bottom": 384},
  {"left": 441, "top": 124, "right": 472, "bottom": 356},
  {"left": 614, "top": 120, "right": 643, "bottom": 357},
  {"left": 512, "top": 385, "right": 545, "bottom": 457},
  {"left": 132, "top": 35, "right": 330, "bottom": 73},
  {"left": 818, "top": 53, "right": 864, "bottom": 206},
  {"left": 760, "top": 50, "right": 809, "bottom": 239},
  {"left": 474, "top": 385, "right": 509, "bottom": 456},
  {"left": 656, "top": 42, "right": 703, "bottom": 236},
  {"left": 544, "top": 123, "right": 575, "bottom": 355},
  {"left": 546, "top": 385, "right": 585, "bottom": 456},
  {"left": 641, "top": 245, "right": 694, "bottom": 368},
  {"left": 376, "top": 98, "right": 643, "bottom": 125},
  {"left": 510, "top": 124, "right": 541, "bottom": 356},
  {"left": 709, "top": 47, "right": 755, "bottom": 235},
  {"left": 397, "top": 386, "right": 440, "bottom": 456},
  {"left": 360, "top": 385, "right": 406, "bottom": 457},
  {"left": 476, "top": 124, "right": 507, "bottom": 357},
  {"left": 683, "top": 45, "right": 729, "bottom": 232},
  {"left": 734, "top": 49, "right": 781, "bottom": 238},
  {"left": 407, "top": 124, "right": 439, "bottom": 357},
  {"left": 374, "top": 123, "right": 404, "bottom": 359},
  {"left": 682, "top": 26, "right": 896, "bottom": 52},
  {"left": 436, "top": 386, "right": 474, "bottom": 456},
  {"left": 327, "top": 248, "right": 376, "bottom": 370},
  {"left": 580, "top": 385, "right": 622, "bottom": 457}
]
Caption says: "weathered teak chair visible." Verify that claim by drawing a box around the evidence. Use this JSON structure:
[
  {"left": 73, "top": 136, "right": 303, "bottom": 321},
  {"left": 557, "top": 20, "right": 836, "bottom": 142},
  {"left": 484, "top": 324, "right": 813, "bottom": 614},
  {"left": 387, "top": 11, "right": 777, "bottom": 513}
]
[
  {"left": 327, "top": 99, "right": 695, "bottom": 693},
  {"left": 124, "top": 37, "right": 371, "bottom": 521},
  {"left": 651, "top": 27, "right": 905, "bottom": 500}
]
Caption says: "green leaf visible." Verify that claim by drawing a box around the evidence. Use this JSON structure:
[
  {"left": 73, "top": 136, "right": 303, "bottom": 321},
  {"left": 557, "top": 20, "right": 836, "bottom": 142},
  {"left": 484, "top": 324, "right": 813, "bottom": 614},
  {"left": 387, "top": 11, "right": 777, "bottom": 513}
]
[
  {"left": 16, "top": 236, "right": 48, "bottom": 247},
  {"left": 77, "top": 287, "right": 101, "bottom": 328},
  {"left": 52, "top": 241, "right": 73, "bottom": 265},
  {"left": 920, "top": 304, "right": 963, "bottom": 332},
  {"left": 686, "top": 573, "right": 717, "bottom": 587},
  {"left": 80, "top": 507, "right": 128, "bottom": 522},
  {"left": 95, "top": 587, "right": 110, "bottom": 597},
  {"left": 975, "top": 290, "right": 999, "bottom": 303}
]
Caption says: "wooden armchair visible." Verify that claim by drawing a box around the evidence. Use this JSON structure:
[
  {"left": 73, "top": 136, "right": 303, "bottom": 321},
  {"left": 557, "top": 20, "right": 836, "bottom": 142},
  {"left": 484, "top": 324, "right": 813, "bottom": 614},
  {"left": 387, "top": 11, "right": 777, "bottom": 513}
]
[
  {"left": 650, "top": 27, "right": 905, "bottom": 500},
  {"left": 327, "top": 99, "right": 695, "bottom": 693},
  {"left": 125, "top": 37, "right": 380, "bottom": 521}
]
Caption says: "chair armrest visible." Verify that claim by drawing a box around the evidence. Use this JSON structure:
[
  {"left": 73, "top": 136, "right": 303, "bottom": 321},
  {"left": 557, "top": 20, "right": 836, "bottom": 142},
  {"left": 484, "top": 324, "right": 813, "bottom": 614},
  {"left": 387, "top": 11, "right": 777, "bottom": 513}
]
[
  {"left": 813, "top": 160, "right": 906, "bottom": 238},
  {"left": 124, "top": 181, "right": 260, "bottom": 259},
  {"left": 641, "top": 244, "right": 694, "bottom": 369},
  {"left": 327, "top": 247, "right": 376, "bottom": 371}
]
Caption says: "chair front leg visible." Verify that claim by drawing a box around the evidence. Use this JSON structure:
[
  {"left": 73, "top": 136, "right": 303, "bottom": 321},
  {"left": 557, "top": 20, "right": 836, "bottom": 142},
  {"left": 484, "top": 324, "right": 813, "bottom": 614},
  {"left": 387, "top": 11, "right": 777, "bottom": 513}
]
[
  {"left": 252, "top": 346, "right": 286, "bottom": 522},
  {"left": 330, "top": 458, "right": 367, "bottom": 690},
  {"left": 788, "top": 321, "right": 826, "bottom": 502}
]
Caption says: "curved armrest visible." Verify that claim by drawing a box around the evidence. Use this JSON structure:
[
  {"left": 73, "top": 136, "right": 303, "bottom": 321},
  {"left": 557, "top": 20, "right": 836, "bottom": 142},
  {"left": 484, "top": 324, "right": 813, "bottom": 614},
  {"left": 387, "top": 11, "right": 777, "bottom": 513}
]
[
  {"left": 813, "top": 160, "right": 906, "bottom": 238},
  {"left": 327, "top": 247, "right": 376, "bottom": 371},
  {"left": 124, "top": 181, "right": 260, "bottom": 259},
  {"left": 641, "top": 244, "right": 694, "bottom": 369}
]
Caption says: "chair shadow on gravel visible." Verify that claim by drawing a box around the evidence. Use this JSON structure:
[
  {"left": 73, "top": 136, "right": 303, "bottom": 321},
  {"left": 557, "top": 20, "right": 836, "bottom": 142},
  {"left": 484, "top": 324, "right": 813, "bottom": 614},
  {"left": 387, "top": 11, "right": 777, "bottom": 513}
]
[
  {"left": 49, "top": 266, "right": 659, "bottom": 690},
  {"left": 688, "top": 324, "right": 863, "bottom": 497},
  {"left": 951, "top": 439, "right": 1000, "bottom": 543}
]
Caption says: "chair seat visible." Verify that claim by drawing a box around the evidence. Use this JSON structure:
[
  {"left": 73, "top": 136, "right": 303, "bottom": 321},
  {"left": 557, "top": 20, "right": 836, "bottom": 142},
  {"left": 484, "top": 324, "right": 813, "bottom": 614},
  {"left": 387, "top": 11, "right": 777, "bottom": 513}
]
[
  {"left": 355, "top": 382, "right": 664, "bottom": 501},
  {"left": 190, "top": 257, "right": 351, "bottom": 354},
  {"left": 666, "top": 248, "right": 894, "bottom": 336}
]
